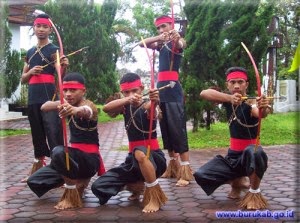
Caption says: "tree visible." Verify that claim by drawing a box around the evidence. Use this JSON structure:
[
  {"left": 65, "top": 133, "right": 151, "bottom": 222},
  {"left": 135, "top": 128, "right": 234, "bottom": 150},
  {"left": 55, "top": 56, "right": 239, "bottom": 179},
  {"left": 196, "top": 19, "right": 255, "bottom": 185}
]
[
  {"left": 0, "top": 2, "right": 23, "bottom": 100},
  {"left": 182, "top": 0, "right": 225, "bottom": 131},
  {"left": 116, "top": 0, "right": 170, "bottom": 66},
  {"left": 274, "top": 0, "right": 299, "bottom": 81},
  {"left": 40, "top": 0, "right": 119, "bottom": 103},
  {"left": 182, "top": 0, "right": 274, "bottom": 131}
]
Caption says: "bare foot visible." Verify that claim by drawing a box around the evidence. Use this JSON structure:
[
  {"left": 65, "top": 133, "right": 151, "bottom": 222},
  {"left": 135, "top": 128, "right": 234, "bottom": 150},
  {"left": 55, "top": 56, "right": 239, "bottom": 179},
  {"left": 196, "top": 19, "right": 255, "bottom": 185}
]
[
  {"left": 227, "top": 177, "right": 250, "bottom": 199},
  {"left": 228, "top": 187, "right": 242, "bottom": 199},
  {"left": 20, "top": 176, "right": 28, "bottom": 183},
  {"left": 142, "top": 202, "right": 160, "bottom": 213},
  {"left": 176, "top": 178, "right": 190, "bottom": 187}
]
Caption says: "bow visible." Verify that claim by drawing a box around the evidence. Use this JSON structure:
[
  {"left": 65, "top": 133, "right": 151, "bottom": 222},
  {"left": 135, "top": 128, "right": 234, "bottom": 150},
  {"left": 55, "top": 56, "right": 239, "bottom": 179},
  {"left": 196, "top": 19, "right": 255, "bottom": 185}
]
[
  {"left": 169, "top": 0, "right": 175, "bottom": 71},
  {"left": 49, "top": 18, "right": 70, "bottom": 170},
  {"left": 141, "top": 36, "right": 155, "bottom": 158},
  {"left": 241, "top": 42, "right": 262, "bottom": 152}
]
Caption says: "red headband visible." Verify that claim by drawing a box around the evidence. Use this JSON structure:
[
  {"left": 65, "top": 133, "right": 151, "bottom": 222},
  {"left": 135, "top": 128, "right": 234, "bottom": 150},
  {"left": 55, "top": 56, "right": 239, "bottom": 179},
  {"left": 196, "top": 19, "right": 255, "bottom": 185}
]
[
  {"left": 154, "top": 17, "right": 173, "bottom": 27},
  {"left": 226, "top": 71, "right": 248, "bottom": 81},
  {"left": 120, "top": 79, "right": 142, "bottom": 91},
  {"left": 62, "top": 81, "right": 85, "bottom": 90},
  {"left": 34, "top": 18, "right": 52, "bottom": 27}
]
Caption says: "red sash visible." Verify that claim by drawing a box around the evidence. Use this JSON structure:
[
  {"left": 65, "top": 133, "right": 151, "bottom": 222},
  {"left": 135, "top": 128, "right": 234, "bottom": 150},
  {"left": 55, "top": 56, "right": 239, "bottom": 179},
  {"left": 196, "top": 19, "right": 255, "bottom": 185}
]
[
  {"left": 129, "top": 139, "right": 159, "bottom": 153},
  {"left": 29, "top": 74, "right": 55, "bottom": 84},
  {"left": 71, "top": 143, "right": 106, "bottom": 176},
  {"left": 230, "top": 138, "right": 256, "bottom": 151},
  {"left": 158, "top": 71, "right": 178, "bottom": 81}
]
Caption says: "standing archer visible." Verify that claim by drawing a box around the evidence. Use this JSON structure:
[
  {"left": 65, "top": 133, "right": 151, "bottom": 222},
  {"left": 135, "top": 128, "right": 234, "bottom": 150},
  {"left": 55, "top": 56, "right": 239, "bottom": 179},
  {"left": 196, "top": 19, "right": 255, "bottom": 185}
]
[
  {"left": 20, "top": 13, "right": 68, "bottom": 182},
  {"left": 139, "top": 15, "right": 193, "bottom": 187},
  {"left": 194, "top": 67, "right": 271, "bottom": 209}
]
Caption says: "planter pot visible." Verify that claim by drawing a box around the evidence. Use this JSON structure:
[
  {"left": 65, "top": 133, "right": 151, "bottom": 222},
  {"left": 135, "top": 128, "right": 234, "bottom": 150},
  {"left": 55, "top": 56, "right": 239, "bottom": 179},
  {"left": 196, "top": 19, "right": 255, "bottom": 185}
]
[
  {"left": 8, "top": 104, "right": 28, "bottom": 116},
  {"left": 8, "top": 103, "right": 18, "bottom": 111}
]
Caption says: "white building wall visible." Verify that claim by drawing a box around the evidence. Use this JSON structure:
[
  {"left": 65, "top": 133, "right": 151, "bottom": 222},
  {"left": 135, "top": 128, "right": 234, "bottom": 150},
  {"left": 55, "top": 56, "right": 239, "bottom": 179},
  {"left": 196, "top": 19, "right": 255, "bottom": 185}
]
[
  {"left": 9, "top": 23, "right": 21, "bottom": 50},
  {"left": 274, "top": 80, "right": 300, "bottom": 113}
]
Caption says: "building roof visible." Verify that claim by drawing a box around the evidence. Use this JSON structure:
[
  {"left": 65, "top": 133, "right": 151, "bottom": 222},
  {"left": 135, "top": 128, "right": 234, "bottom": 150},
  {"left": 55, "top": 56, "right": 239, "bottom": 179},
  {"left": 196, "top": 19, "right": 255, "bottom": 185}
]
[{"left": 8, "top": 0, "right": 48, "bottom": 26}]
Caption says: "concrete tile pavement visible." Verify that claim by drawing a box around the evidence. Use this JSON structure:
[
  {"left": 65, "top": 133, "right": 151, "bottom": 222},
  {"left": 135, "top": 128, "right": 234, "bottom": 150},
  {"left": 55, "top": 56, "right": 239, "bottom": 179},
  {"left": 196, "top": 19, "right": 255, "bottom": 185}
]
[{"left": 0, "top": 119, "right": 299, "bottom": 222}]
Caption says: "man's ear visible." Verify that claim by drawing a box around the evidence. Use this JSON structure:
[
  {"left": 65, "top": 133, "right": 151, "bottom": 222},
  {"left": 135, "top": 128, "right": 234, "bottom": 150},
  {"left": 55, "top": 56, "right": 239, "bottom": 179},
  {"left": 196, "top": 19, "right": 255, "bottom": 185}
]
[
  {"left": 245, "top": 81, "right": 249, "bottom": 89},
  {"left": 225, "top": 81, "right": 229, "bottom": 90}
]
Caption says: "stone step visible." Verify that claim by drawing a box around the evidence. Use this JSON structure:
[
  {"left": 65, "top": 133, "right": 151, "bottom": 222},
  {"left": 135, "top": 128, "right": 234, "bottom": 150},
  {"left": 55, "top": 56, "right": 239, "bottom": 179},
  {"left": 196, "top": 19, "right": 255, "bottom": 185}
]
[{"left": 0, "top": 109, "right": 25, "bottom": 121}]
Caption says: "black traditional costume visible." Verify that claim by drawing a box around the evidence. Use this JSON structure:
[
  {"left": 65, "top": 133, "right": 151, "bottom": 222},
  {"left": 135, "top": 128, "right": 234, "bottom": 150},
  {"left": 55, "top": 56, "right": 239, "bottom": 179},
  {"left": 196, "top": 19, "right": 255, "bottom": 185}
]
[{"left": 92, "top": 102, "right": 166, "bottom": 205}]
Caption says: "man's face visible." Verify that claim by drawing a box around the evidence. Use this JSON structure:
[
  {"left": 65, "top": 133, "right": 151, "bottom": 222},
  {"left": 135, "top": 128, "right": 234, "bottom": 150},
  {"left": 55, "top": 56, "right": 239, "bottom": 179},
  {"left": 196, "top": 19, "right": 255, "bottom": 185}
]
[
  {"left": 226, "top": 78, "right": 249, "bottom": 95},
  {"left": 156, "top": 22, "right": 172, "bottom": 34},
  {"left": 33, "top": 23, "right": 52, "bottom": 40},
  {"left": 121, "top": 86, "right": 144, "bottom": 97},
  {"left": 63, "top": 88, "right": 85, "bottom": 106}
]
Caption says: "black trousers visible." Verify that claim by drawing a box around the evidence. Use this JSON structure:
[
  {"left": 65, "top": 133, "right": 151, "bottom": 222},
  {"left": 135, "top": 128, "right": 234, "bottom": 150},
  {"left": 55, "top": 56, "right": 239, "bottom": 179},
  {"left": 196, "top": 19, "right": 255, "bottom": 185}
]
[
  {"left": 91, "top": 146, "right": 166, "bottom": 205},
  {"left": 193, "top": 145, "right": 268, "bottom": 196},
  {"left": 28, "top": 104, "right": 63, "bottom": 157},
  {"left": 27, "top": 145, "right": 100, "bottom": 197},
  {"left": 159, "top": 102, "right": 189, "bottom": 154}
]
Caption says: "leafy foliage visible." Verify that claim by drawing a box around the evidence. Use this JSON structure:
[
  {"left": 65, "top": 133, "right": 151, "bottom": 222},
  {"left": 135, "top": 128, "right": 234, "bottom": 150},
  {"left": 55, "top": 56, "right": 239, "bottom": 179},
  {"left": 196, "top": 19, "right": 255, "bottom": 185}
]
[
  {"left": 40, "top": 0, "right": 119, "bottom": 103},
  {"left": 182, "top": 0, "right": 275, "bottom": 131},
  {"left": 0, "top": 3, "right": 23, "bottom": 100},
  {"left": 275, "top": 0, "right": 300, "bottom": 81}
]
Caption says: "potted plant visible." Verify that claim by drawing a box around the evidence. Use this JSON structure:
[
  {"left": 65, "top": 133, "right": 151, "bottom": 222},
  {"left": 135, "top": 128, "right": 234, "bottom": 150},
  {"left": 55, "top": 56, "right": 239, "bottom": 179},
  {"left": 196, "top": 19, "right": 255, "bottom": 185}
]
[{"left": 8, "top": 84, "right": 28, "bottom": 116}]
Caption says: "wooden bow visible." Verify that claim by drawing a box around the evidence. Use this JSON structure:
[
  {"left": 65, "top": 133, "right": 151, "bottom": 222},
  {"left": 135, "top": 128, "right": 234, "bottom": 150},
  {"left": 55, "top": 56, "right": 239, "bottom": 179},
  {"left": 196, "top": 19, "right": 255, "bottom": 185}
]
[
  {"left": 169, "top": 0, "right": 175, "bottom": 71},
  {"left": 141, "top": 36, "right": 155, "bottom": 158},
  {"left": 49, "top": 18, "right": 70, "bottom": 170},
  {"left": 241, "top": 42, "right": 262, "bottom": 152}
]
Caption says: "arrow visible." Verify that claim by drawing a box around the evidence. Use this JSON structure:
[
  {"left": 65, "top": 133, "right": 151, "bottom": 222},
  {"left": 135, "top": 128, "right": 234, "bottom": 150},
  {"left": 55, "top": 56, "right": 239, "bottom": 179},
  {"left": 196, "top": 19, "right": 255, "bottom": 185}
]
[
  {"left": 241, "top": 96, "right": 286, "bottom": 100},
  {"left": 143, "top": 81, "right": 176, "bottom": 96},
  {"left": 41, "top": 46, "right": 89, "bottom": 69}
]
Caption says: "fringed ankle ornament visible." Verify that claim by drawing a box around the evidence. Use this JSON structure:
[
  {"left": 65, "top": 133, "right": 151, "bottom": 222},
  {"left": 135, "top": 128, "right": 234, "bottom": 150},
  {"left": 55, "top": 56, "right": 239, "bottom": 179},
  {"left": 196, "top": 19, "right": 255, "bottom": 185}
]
[
  {"left": 142, "top": 180, "right": 168, "bottom": 213},
  {"left": 21, "top": 158, "right": 45, "bottom": 183},
  {"left": 54, "top": 184, "right": 82, "bottom": 210},
  {"left": 30, "top": 158, "right": 45, "bottom": 174},
  {"left": 161, "top": 156, "right": 180, "bottom": 178},
  {"left": 125, "top": 181, "right": 145, "bottom": 201},
  {"left": 239, "top": 188, "right": 268, "bottom": 210},
  {"left": 176, "top": 161, "right": 194, "bottom": 187}
]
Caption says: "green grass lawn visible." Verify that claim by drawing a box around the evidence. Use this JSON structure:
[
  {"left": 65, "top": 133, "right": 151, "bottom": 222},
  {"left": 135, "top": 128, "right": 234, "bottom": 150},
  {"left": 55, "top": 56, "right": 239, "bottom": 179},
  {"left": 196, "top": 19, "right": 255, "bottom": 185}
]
[
  {"left": 1, "top": 110, "right": 298, "bottom": 150},
  {"left": 186, "top": 111, "right": 299, "bottom": 149},
  {"left": 0, "top": 129, "right": 31, "bottom": 137},
  {"left": 97, "top": 105, "right": 123, "bottom": 122}
]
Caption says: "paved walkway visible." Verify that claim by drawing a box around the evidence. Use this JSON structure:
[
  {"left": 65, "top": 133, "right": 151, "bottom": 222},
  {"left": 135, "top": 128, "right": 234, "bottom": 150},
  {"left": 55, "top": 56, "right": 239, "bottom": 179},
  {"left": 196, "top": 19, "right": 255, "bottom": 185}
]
[{"left": 0, "top": 119, "right": 299, "bottom": 222}]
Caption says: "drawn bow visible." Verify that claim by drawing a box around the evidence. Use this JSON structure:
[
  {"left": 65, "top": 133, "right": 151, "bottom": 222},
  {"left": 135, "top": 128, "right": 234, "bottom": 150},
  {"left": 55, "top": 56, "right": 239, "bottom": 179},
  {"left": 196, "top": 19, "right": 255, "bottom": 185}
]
[
  {"left": 169, "top": 0, "right": 175, "bottom": 71},
  {"left": 241, "top": 42, "right": 262, "bottom": 152},
  {"left": 141, "top": 37, "right": 156, "bottom": 158},
  {"left": 49, "top": 18, "right": 70, "bottom": 170}
]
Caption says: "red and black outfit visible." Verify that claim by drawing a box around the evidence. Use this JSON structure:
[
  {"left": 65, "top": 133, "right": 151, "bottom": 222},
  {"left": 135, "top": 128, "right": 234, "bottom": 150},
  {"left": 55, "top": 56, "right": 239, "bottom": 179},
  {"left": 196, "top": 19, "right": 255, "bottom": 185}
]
[
  {"left": 26, "top": 43, "right": 63, "bottom": 157},
  {"left": 193, "top": 101, "right": 268, "bottom": 196},
  {"left": 91, "top": 102, "right": 166, "bottom": 205},
  {"left": 157, "top": 42, "right": 189, "bottom": 154},
  {"left": 27, "top": 100, "right": 103, "bottom": 197}
]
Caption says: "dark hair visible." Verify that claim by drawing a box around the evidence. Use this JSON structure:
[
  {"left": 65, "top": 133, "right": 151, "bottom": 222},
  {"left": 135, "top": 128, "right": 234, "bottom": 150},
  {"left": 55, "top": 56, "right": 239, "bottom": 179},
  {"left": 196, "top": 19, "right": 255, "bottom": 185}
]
[
  {"left": 225, "top": 67, "right": 248, "bottom": 76},
  {"left": 120, "top": 73, "right": 140, "bottom": 84},
  {"left": 63, "top": 72, "right": 85, "bottom": 84},
  {"left": 36, "top": 13, "right": 50, "bottom": 19}
]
